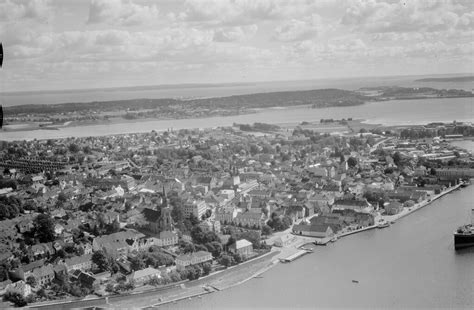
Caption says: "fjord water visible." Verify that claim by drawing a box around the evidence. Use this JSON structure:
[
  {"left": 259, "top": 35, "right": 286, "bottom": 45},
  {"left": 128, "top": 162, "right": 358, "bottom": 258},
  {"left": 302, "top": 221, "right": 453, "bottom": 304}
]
[
  {"left": 166, "top": 182, "right": 474, "bottom": 309},
  {"left": 0, "top": 97, "right": 473, "bottom": 141}
]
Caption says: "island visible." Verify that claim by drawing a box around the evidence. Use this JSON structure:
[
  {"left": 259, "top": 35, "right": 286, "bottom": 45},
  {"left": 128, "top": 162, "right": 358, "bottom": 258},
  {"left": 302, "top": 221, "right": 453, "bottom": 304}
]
[{"left": 414, "top": 76, "right": 474, "bottom": 82}]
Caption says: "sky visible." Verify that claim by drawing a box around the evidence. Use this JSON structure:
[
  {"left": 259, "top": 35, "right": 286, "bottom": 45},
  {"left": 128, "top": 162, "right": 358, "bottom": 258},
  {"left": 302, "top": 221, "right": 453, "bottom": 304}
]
[{"left": 0, "top": 0, "right": 473, "bottom": 92}]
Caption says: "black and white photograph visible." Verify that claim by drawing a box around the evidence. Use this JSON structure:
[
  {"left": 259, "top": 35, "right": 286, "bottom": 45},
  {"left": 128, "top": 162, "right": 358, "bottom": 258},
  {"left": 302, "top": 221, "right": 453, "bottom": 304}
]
[{"left": 0, "top": 0, "right": 473, "bottom": 309}]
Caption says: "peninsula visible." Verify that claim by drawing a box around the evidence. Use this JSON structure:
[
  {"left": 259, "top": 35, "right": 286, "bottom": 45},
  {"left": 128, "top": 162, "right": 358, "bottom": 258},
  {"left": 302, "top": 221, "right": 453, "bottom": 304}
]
[
  {"left": 2, "top": 86, "right": 473, "bottom": 131},
  {"left": 0, "top": 119, "right": 472, "bottom": 308}
]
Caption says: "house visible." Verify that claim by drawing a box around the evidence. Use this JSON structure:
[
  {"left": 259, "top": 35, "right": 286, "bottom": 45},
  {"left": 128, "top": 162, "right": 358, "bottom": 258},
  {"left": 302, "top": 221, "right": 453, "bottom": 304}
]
[
  {"left": 332, "top": 199, "right": 373, "bottom": 213},
  {"left": 292, "top": 223, "right": 334, "bottom": 238},
  {"left": 31, "top": 265, "right": 55, "bottom": 287},
  {"left": 9, "top": 259, "right": 45, "bottom": 281},
  {"left": 273, "top": 234, "right": 296, "bottom": 247},
  {"left": 5, "top": 280, "right": 31, "bottom": 298},
  {"left": 233, "top": 211, "right": 264, "bottom": 228},
  {"left": 183, "top": 200, "right": 208, "bottom": 219},
  {"left": 215, "top": 206, "right": 238, "bottom": 224},
  {"left": 129, "top": 267, "right": 161, "bottom": 285},
  {"left": 63, "top": 254, "right": 92, "bottom": 272},
  {"left": 156, "top": 231, "right": 179, "bottom": 247},
  {"left": 92, "top": 230, "right": 145, "bottom": 257},
  {"left": 175, "top": 251, "right": 212, "bottom": 270},
  {"left": 199, "top": 220, "right": 221, "bottom": 233},
  {"left": 229, "top": 239, "right": 253, "bottom": 258},
  {"left": 384, "top": 201, "right": 404, "bottom": 215}
]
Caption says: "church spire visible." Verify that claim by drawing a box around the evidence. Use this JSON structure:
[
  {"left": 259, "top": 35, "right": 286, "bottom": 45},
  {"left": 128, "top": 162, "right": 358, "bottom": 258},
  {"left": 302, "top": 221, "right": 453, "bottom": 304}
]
[{"left": 162, "top": 185, "right": 167, "bottom": 208}]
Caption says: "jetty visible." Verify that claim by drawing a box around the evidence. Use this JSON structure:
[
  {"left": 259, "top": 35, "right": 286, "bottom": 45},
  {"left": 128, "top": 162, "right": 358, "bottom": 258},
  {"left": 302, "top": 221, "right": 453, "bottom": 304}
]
[{"left": 279, "top": 249, "right": 312, "bottom": 263}]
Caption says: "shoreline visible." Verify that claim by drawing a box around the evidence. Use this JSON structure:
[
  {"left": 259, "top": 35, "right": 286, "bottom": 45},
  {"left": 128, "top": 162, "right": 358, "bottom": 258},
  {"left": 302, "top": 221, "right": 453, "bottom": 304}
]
[{"left": 26, "top": 187, "right": 467, "bottom": 308}]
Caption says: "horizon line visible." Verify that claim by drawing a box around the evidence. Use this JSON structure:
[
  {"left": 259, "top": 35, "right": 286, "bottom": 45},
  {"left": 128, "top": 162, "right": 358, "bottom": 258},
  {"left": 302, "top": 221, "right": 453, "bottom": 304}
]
[{"left": 1, "top": 72, "right": 472, "bottom": 95}]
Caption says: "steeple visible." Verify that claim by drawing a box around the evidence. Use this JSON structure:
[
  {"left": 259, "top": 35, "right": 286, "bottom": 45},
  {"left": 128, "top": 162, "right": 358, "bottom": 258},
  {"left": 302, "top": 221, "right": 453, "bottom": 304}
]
[{"left": 162, "top": 185, "right": 167, "bottom": 208}]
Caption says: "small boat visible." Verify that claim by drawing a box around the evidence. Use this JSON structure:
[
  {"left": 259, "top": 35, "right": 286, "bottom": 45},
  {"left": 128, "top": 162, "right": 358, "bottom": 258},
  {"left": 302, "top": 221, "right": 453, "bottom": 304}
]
[
  {"left": 377, "top": 222, "right": 390, "bottom": 228},
  {"left": 352, "top": 280, "right": 359, "bottom": 283},
  {"left": 390, "top": 221, "right": 396, "bottom": 224}
]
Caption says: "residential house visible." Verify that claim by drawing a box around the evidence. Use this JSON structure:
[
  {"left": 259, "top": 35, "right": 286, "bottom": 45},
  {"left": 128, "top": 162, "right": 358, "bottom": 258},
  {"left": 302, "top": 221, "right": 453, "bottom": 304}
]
[
  {"left": 5, "top": 280, "right": 31, "bottom": 298},
  {"left": 31, "top": 265, "right": 55, "bottom": 287},
  {"left": 229, "top": 239, "right": 253, "bottom": 258},
  {"left": 175, "top": 251, "right": 212, "bottom": 270},
  {"left": 384, "top": 201, "right": 404, "bottom": 215},
  {"left": 63, "top": 254, "right": 93, "bottom": 272},
  {"left": 129, "top": 267, "right": 161, "bottom": 285},
  {"left": 233, "top": 211, "right": 264, "bottom": 228},
  {"left": 332, "top": 199, "right": 373, "bottom": 213}
]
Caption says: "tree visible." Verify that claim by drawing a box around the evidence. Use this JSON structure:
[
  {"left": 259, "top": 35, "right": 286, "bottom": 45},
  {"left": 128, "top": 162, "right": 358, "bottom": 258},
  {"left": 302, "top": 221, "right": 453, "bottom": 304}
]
[
  {"left": 347, "top": 157, "right": 358, "bottom": 168},
  {"left": 219, "top": 254, "right": 233, "bottom": 267},
  {"left": 186, "top": 265, "right": 202, "bottom": 280},
  {"left": 92, "top": 250, "right": 110, "bottom": 272},
  {"left": 232, "top": 253, "right": 243, "bottom": 264},
  {"left": 393, "top": 151, "right": 402, "bottom": 166},
  {"left": 129, "top": 256, "right": 146, "bottom": 271},
  {"left": 261, "top": 224, "right": 273, "bottom": 236},
  {"left": 202, "top": 262, "right": 212, "bottom": 276},
  {"left": 209, "top": 241, "right": 223, "bottom": 258},
  {"left": 3, "top": 292, "right": 27, "bottom": 307},
  {"left": 68, "top": 143, "right": 80, "bottom": 153},
  {"left": 26, "top": 275, "right": 37, "bottom": 287},
  {"left": 57, "top": 192, "right": 68, "bottom": 202},
  {"left": 34, "top": 214, "right": 55, "bottom": 243}
]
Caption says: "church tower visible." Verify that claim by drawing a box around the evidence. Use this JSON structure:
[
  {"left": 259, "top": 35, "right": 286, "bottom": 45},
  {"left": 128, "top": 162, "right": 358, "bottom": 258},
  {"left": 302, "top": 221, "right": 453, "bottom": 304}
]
[
  {"left": 158, "top": 186, "right": 173, "bottom": 232},
  {"left": 230, "top": 164, "right": 240, "bottom": 186}
]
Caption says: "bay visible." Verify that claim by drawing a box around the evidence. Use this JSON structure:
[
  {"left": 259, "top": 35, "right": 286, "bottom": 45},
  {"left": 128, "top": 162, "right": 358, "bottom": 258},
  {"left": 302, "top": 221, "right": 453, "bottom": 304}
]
[{"left": 0, "top": 97, "right": 472, "bottom": 141}]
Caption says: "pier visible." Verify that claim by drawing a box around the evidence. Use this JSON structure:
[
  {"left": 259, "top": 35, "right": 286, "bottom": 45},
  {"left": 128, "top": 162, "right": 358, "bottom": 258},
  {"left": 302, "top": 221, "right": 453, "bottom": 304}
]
[{"left": 279, "top": 249, "right": 312, "bottom": 263}]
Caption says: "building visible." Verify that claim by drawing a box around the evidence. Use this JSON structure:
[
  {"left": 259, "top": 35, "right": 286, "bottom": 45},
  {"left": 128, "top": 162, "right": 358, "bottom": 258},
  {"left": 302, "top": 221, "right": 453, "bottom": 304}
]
[
  {"left": 31, "top": 265, "right": 55, "bottom": 287},
  {"left": 215, "top": 206, "right": 238, "bottom": 224},
  {"left": 384, "top": 201, "right": 404, "bottom": 215},
  {"left": 332, "top": 199, "right": 373, "bottom": 213},
  {"left": 175, "top": 251, "right": 212, "bottom": 270},
  {"left": 435, "top": 168, "right": 474, "bottom": 179},
  {"left": 63, "top": 254, "right": 93, "bottom": 273},
  {"left": 292, "top": 223, "right": 334, "bottom": 238},
  {"left": 183, "top": 200, "right": 208, "bottom": 219},
  {"left": 233, "top": 211, "right": 264, "bottom": 228},
  {"left": 156, "top": 231, "right": 179, "bottom": 247},
  {"left": 229, "top": 239, "right": 253, "bottom": 257},
  {"left": 5, "top": 280, "right": 31, "bottom": 298},
  {"left": 129, "top": 267, "right": 161, "bottom": 285}
]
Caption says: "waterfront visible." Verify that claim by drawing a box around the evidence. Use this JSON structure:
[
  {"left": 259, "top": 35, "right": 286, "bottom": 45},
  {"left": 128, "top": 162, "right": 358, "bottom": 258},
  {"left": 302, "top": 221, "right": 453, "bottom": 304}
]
[
  {"left": 163, "top": 184, "right": 474, "bottom": 309},
  {"left": 1, "top": 97, "right": 473, "bottom": 141}
]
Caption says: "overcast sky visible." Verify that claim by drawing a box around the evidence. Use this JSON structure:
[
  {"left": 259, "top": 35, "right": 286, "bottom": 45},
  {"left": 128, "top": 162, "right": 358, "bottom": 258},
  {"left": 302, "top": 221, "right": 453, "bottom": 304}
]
[{"left": 0, "top": 0, "right": 473, "bottom": 91}]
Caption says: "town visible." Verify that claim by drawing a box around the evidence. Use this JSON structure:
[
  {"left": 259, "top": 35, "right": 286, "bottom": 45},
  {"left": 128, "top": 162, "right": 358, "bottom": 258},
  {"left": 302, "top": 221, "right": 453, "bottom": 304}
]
[{"left": 0, "top": 120, "right": 473, "bottom": 307}]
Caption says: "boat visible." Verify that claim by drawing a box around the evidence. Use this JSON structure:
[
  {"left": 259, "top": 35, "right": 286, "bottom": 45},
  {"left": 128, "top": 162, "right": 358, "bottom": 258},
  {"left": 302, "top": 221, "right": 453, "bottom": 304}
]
[
  {"left": 352, "top": 280, "right": 359, "bottom": 283},
  {"left": 454, "top": 209, "right": 474, "bottom": 250},
  {"left": 390, "top": 221, "right": 396, "bottom": 224}
]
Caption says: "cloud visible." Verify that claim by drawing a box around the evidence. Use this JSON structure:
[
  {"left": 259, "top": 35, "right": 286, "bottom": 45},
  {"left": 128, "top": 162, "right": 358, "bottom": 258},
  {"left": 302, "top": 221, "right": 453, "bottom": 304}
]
[
  {"left": 0, "top": 0, "right": 52, "bottom": 22},
  {"left": 181, "top": 0, "right": 332, "bottom": 26},
  {"left": 341, "top": 0, "right": 474, "bottom": 33},
  {"left": 273, "top": 14, "right": 322, "bottom": 42},
  {"left": 213, "top": 25, "right": 258, "bottom": 42},
  {"left": 87, "top": 0, "right": 160, "bottom": 26}
]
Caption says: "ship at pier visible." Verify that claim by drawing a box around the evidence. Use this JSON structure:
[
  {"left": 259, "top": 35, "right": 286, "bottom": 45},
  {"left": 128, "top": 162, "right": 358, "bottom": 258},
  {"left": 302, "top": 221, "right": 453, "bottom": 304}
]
[{"left": 454, "top": 209, "right": 474, "bottom": 250}]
